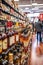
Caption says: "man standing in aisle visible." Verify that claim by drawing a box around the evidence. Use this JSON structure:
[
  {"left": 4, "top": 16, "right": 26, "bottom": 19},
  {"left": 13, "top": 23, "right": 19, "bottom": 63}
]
[
  {"left": 41, "top": 21, "right": 43, "bottom": 42},
  {"left": 35, "top": 19, "right": 42, "bottom": 46}
]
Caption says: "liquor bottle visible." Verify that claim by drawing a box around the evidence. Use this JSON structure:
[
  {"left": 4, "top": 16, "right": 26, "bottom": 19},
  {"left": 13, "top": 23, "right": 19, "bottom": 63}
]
[
  {"left": 0, "top": 35, "right": 2, "bottom": 54},
  {"left": 20, "top": 34, "right": 24, "bottom": 43},
  {"left": 0, "top": 57, "right": 8, "bottom": 65},
  {"left": 15, "top": 32, "right": 19, "bottom": 43},
  {"left": 20, "top": 32, "right": 29, "bottom": 54},
  {"left": 24, "top": 29, "right": 28, "bottom": 34},
  {"left": 13, "top": 49, "right": 19, "bottom": 65},
  {"left": 2, "top": 33, "right": 8, "bottom": 52},
  {"left": 8, "top": 31, "right": 15, "bottom": 47},
  {"left": 8, "top": 52, "right": 14, "bottom": 64},
  {"left": 0, "top": 44, "right": 2, "bottom": 64},
  {"left": 1, "top": 59, "right": 8, "bottom": 65},
  {"left": 11, "top": 31, "right": 15, "bottom": 45},
  {"left": 12, "top": 31, "right": 15, "bottom": 44},
  {"left": 0, "top": 52, "right": 8, "bottom": 65}
]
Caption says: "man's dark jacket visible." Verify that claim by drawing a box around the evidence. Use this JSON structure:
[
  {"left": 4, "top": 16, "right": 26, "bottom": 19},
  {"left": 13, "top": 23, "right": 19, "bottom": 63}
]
[{"left": 35, "top": 22, "right": 42, "bottom": 32}]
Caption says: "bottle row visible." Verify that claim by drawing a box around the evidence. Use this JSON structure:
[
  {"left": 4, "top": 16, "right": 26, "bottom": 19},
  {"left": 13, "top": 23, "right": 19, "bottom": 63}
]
[
  {"left": 0, "top": 26, "right": 32, "bottom": 54},
  {"left": 0, "top": 31, "right": 31, "bottom": 65},
  {"left": 0, "top": 25, "right": 33, "bottom": 65}
]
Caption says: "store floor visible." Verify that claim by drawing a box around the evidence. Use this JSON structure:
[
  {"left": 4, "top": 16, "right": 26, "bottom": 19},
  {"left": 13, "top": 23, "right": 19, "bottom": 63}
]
[{"left": 31, "top": 34, "right": 43, "bottom": 65}]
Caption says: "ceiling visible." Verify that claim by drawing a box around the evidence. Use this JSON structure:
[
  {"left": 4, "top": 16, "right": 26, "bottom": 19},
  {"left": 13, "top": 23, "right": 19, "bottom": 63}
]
[
  {"left": 18, "top": 0, "right": 43, "bottom": 5},
  {"left": 17, "top": 0, "right": 43, "bottom": 13}
]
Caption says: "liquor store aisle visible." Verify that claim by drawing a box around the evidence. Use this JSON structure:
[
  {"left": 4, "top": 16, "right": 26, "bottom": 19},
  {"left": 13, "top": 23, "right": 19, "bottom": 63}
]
[
  {"left": 0, "top": 0, "right": 43, "bottom": 65},
  {"left": 31, "top": 34, "right": 43, "bottom": 65}
]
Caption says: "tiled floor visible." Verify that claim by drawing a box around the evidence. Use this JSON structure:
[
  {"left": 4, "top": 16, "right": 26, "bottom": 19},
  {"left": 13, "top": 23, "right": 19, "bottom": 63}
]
[{"left": 31, "top": 34, "right": 43, "bottom": 65}]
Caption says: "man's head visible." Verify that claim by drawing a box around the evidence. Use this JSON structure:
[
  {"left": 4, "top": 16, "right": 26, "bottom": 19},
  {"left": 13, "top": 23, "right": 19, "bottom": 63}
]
[{"left": 39, "top": 19, "right": 41, "bottom": 22}]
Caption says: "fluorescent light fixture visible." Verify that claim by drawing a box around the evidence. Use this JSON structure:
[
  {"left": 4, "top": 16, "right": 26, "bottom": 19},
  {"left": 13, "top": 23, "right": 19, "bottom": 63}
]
[
  {"left": 27, "top": 13, "right": 40, "bottom": 17},
  {"left": 32, "top": 7, "right": 39, "bottom": 10},
  {"left": 25, "top": 8, "right": 29, "bottom": 10},
  {"left": 19, "top": 4, "right": 43, "bottom": 7},
  {"left": 14, "top": 0, "right": 19, "bottom": 1},
  {"left": 18, "top": 5, "right": 31, "bottom": 7},
  {"left": 32, "top": 3, "right": 38, "bottom": 5},
  {"left": 27, "top": 14, "right": 33, "bottom": 17},
  {"left": 32, "top": 3, "right": 43, "bottom": 6},
  {"left": 22, "top": 9, "right": 31, "bottom": 12},
  {"left": 38, "top": 4, "right": 43, "bottom": 6}
]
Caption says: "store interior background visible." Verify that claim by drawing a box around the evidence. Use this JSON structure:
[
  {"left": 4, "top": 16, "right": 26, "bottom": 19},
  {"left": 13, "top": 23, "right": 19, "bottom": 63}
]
[
  {"left": 0, "top": 0, "right": 43, "bottom": 65},
  {"left": 18, "top": 0, "right": 43, "bottom": 22}
]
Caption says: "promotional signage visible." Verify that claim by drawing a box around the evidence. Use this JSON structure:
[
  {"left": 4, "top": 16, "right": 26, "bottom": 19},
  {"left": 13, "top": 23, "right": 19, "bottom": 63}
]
[
  {"left": 7, "top": 21, "right": 13, "bottom": 27},
  {"left": 39, "top": 14, "right": 43, "bottom": 21}
]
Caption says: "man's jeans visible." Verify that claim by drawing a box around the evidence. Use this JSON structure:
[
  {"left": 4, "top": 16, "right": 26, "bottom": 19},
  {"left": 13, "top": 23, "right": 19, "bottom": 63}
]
[{"left": 37, "top": 32, "right": 41, "bottom": 46}]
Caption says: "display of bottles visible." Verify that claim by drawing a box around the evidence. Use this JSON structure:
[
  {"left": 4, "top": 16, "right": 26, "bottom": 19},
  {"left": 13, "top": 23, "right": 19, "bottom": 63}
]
[
  {"left": 0, "top": 24, "right": 32, "bottom": 65},
  {"left": 0, "top": 59, "right": 8, "bottom": 65},
  {"left": 0, "top": 0, "right": 33, "bottom": 65},
  {"left": 0, "top": 51, "right": 8, "bottom": 65},
  {"left": 0, "top": 56, "right": 8, "bottom": 65}
]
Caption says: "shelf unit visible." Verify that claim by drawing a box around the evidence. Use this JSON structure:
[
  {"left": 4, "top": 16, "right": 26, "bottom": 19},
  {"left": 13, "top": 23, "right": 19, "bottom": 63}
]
[
  {"left": 1, "top": 0, "right": 25, "bottom": 21},
  {"left": 0, "top": 8, "right": 25, "bottom": 21}
]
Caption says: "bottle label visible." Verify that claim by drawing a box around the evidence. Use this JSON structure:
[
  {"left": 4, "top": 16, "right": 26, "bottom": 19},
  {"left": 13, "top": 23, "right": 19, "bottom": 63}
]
[
  {"left": 24, "top": 41, "right": 28, "bottom": 47},
  {"left": 0, "top": 40, "right": 2, "bottom": 53},
  {"left": 10, "top": 36, "right": 14, "bottom": 46},
  {"left": 3, "top": 38, "right": 7, "bottom": 50},
  {"left": 9, "top": 53, "right": 13, "bottom": 63},
  {"left": 16, "top": 35, "right": 19, "bottom": 42}
]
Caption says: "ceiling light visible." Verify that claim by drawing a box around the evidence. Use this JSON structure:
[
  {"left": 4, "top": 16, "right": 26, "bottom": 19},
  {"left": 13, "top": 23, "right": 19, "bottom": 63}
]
[
  {"left": 25, "top": 8, "right": 29, "bottom": 10},
  {"left": 32, "top": 3, "right": 38, "bottom": 5},
  {"left": 18, "top": 4, "right": 43, "bottom": 7},
  {"left": 14, "top": 0, "right": 19, "bottom": 1},
  {"left": 18, "top": 5, "right": 31, "bottom": 7},
  {"left": 27, "top": 13, "right": 40, "bottom": 17},
  {"left": 38, "top": 4, "right": 43, "bottom": 6},
  {"left": 32, "top": 7, "right": 39, "bottom": 10},
  {"left": 22, "top": 10, "right": 31, "bottom": 12}
]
